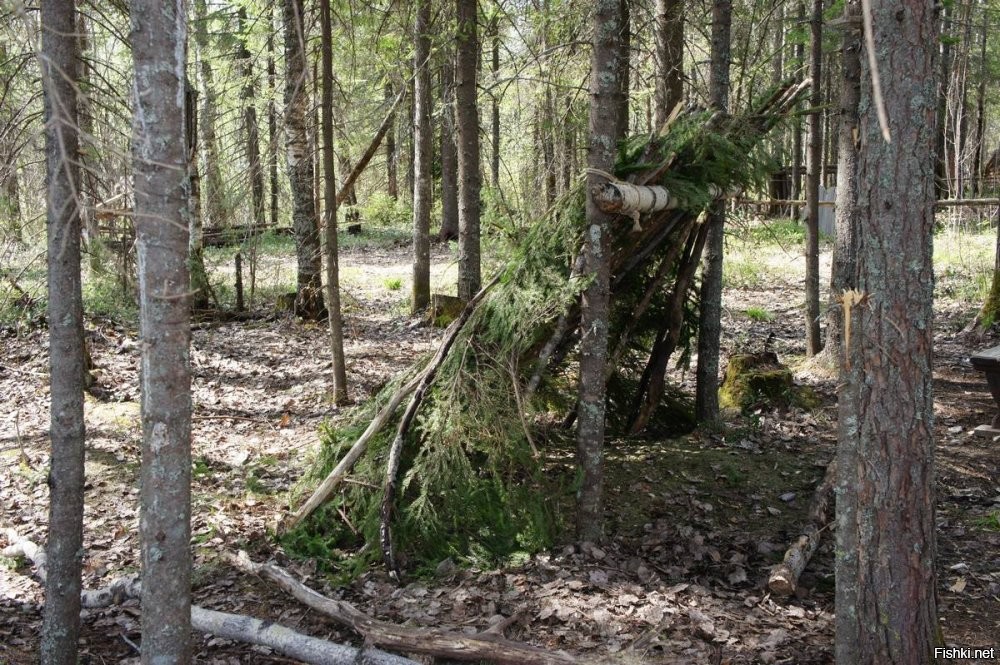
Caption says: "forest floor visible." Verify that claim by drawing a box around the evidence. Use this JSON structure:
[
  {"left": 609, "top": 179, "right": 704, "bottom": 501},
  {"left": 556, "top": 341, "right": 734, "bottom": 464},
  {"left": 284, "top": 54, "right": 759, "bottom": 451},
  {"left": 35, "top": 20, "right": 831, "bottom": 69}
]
[{"left": 2, "top": 223, "right": 999, "bottom": 664}]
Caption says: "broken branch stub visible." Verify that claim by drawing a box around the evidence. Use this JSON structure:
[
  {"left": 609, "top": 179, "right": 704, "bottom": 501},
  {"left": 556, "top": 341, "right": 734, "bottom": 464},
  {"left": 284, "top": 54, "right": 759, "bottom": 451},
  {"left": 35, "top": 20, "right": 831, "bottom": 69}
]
[{"left": 593, "top": 182, "right": 677, "bottom": 215}]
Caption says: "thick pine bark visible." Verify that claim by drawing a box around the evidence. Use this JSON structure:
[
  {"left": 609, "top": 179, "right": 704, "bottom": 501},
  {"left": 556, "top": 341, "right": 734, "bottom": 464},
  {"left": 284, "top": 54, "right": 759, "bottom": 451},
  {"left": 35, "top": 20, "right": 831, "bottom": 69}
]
[
  {"left": 193, "top": 0, "right": 227, "bottom": 228},
  {"left": 577, "top": 0, "right": 626, "bottom": 543},
  {"left": 439, "top": 53, "right": 459, "bottom": 242},
  {"left": 284, "top": 0, "right": 324, "bottom": 318},
  {"left": 130, "top": 0, "right": 193, "bottom": 659},
  {"left": 804, "top": 0, "right": 822, "bottom": 356},
  {"left": 653, "top": 0, "right": 684, "bottom": 128},
  {"left": 412, "top": 0, "right": 432, "bottom": 312},
  {"left": 321, "top": 0, "right": 348, "bottom": 403},
  {"left": 835, "top": 1, "right": 939, "bottom": 661},
  {"left": 694, "top": 0, "right": 731, "bottom": 423},
  {"left": 455, "top": 0, "right": 481, "bottom": 301},
  {"left": 40, "top": 1, "right": 85, "bottom": 661}
]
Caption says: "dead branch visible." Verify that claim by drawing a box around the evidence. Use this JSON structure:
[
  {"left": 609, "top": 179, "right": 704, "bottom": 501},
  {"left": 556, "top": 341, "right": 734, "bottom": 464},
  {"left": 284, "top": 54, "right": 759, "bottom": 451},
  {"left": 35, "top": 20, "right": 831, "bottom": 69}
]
[
  {"left": 380, "top": 275, "right": 501, "bottom": 576},
  {"left": 767, "top": 461, "right": 837, "bottom": 596},
  {"left": 336, "top": 86, "right": 407, "bottom": 206},
  {"left": 228, "top": 551, "right": 586, "bottom": 665},
  {"left": 1, "top": 530, "right": 416, "bottom": 665}
]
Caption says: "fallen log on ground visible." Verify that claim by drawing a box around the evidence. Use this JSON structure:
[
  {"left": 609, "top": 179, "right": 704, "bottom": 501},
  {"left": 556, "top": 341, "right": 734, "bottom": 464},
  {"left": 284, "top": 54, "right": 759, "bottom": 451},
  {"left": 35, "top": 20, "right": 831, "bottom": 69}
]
[
  {"left": 228, "top": 551, "right": 586, "bottom": 665},
  {"left": 767, "top": 460, "right": 837, "bottom": 596},
  {"left": 0, "top": 530, "right": 416, "bottom": 665},
  {"left": 287, "top": 79, "right": 812, "bottom": 572}
]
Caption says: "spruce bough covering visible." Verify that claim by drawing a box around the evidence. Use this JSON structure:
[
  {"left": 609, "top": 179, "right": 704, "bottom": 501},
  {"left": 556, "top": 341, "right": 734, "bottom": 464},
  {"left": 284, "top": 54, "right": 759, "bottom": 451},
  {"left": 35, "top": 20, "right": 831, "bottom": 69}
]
[{"left": 284, "top": 81, "right": 810, "bottom": 573}]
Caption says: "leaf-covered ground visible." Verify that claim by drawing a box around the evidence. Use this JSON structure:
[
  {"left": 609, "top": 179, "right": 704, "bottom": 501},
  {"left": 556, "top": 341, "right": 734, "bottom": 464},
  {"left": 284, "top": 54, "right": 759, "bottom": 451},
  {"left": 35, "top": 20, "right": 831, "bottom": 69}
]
[{"left": 2, "top": 232, "right": 998, "bottom": 664}]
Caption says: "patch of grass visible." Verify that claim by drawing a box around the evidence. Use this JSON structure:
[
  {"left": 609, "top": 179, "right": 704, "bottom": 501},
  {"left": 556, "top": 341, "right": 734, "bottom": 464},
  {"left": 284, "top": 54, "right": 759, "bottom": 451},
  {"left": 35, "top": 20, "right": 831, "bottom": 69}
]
[
  {"left": 934, "top": 228, "right": 994, "bottom": 304},
  {"left": 724, "top": 257, "right": 765, "bottom": 289},
  {"left": 742, "top": 218, "right": 805, "bottom": 245},
  {"left": 384, "top": 277, "right": 403, "bottom": 291},
  {"left": 82, "top": 272, "right": 138, "bottom": 323},
  {"left": 745, "top": 306, "right": 775, "bottom": 322},
  {"left": 973, "top": 510, "right": 1000, "bottom": 531}
]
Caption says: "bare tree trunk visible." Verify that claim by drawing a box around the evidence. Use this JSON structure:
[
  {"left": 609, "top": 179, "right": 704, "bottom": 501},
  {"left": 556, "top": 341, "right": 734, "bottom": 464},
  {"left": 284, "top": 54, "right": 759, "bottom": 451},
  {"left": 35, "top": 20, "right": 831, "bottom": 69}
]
[
  {"left": 456, "top": 0, "right": 481, "bottom": 300},
  {"left": 804, "top": 0, "right": 823, "bottom": 356},
  {"left": 835, "top": 1, "right": 939, "bottom": 661},
  {"left": 238, "top": 8, "right": 265, "bottom": 232},
  {"left": 268, "top": 13, "right": 279, "bottom": 228},
  {"left": 284, "top": 0, "right": 324, "bottom": 318},
  {"left": 694, "top": 0, "right": 732, "bottom": 423},
  {"left": 791, "top": 1, "right": 805, "bottom": 202},
  {"left": 386, "top": 83, "right": 398, "bottom": 200},
  {"left": 320, "top": 0, "right": 348, "bottom": 404},
  {"left": 577, "top": 0, "right": 626, "bottom": 543},
  {"left": 616, "top": 0, "right": 630, "bottom": 140},
  {"left": 822, "top": 0, "right": 861, "bottom": 365},
  {"left": 130, "top": 0, "right": 193, "bottom": 659},
  {"left": 39, "top": 1, "right": 85, "bottom": 661},
  {"left": 489, "top": 11, "right": 501, "bottom": 189},
  {"left": 970, "top": 19, "right": 987, "bottom": 196},
  {"left": 193, "top": 0, "right": 227, "bottom": 228},
  {"left": 75, "top": 13, "right": 102, "bottom": 270},
  {"left": 439, "top": 52, "right": 459, "bottom": 242},
  {"left": 186, "top": 83, "right": 211, "bottom": 310},
  {"left": 934, "top": 3, "right": 951, "bottom": 199},
  {"left": 653, "top": 0, "right": 684, "bottom": 127},
  {"left": 412, "top": 0, "right": 432, "bottom": 312}
]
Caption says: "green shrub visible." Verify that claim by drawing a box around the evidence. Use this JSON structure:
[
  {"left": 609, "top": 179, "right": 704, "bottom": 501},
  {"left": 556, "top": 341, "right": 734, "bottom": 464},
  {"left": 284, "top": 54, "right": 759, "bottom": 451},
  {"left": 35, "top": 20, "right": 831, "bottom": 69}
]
[{"left": 360, "top": 192, "right": 411, "bottom": 227}]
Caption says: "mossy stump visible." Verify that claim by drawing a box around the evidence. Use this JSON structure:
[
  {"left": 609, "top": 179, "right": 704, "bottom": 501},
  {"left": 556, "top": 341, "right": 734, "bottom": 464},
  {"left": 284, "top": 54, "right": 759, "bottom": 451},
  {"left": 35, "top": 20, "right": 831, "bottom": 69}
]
[
  {"left": 427, "top": 294, "right": 465, "bottom": 327},
  {"left": 720, "top": 352, "right": 794, "bottom": 412}
]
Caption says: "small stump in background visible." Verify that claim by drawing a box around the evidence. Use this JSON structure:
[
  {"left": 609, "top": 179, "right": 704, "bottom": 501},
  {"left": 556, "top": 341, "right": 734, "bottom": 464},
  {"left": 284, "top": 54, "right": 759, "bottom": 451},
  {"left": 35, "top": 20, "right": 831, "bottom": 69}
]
[
  {"left": 720, "top": 352, "right": 818, "bottom": 413},
  {"left": 427, "top": 294, "right": 465, "bottom": 328}
]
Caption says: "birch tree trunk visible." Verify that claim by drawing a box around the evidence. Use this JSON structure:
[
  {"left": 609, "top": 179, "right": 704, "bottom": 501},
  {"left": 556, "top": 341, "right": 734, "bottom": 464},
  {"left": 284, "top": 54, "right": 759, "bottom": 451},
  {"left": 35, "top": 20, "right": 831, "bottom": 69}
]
[
  {"left": 456, "top": 0, "right": 482, "bottom": 301},
  {"left": 40, "top": 1, "right": 85, "bottom": 661},
  {"left": 284, "top": 0, "right": 325, "bottom": 318},
  {"left": 577, "top": 0, "right": 626, "bottom": 542},
  {"left": 238, "top": 8, "right": 266, "bottom": 230},
  {"left": 835, "top": 1, "right": 939, "bottom": 661},
  {"left": 130, "top": 0, "right": 193, "bottom": 659}
]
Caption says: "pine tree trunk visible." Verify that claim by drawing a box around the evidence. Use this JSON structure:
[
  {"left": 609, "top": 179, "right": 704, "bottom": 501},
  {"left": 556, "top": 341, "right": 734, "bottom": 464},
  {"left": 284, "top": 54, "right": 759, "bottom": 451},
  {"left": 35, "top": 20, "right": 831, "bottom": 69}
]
[
  {"left": 131, "top": 0, "right": 193, "bottom": 659},
  {"left": 320, "top": 0, "right": 348, "bottom": 403},
  {"left": 439, "top": 52, "right": 459, "bottom": 242},
  {"left": 804, "top": 0, "right": 823, "bottom": 356},
  {"left": 194, "top": 0, "right": 228, "bottom": 228},
  {"left": 835, "top": 1, "right": 939, "bottom": 661},
  {"left": 694, "top": 0, "right": 732, "bottom": 423},
  {"left": 653, "top": 0, "right": 684, "bottom": 128},
  {"left": 970, "top": 20, "right": 987, "bottom": 196},
  {"left": 456, "top": 0, "right": 481, "bottom": 301},
  {"left": 284, "top": 0, "right": 325, "bottom": 318},
  {"left": 39, "top": 1, "right": 85, "bottom": 661},
  {"left": 412, "top": 0, "right": 432, "bottom": 312},
  {"left": 823, "top": 0, "right": 861, "bottom": 365},
  {"left": 577, "top": 0, "right": 627, "bottom": 543}
]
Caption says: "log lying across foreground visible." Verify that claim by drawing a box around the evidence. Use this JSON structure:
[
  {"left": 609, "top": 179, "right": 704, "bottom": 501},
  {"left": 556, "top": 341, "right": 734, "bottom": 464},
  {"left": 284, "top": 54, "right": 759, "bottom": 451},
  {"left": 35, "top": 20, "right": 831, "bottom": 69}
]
[
  {"left": 229, "top": 551, "right": 587, "bottom": 665},
  {"left": 766, "top": 461, "right": 837, "bottom": 596},
  {"left": 1, "top": 530, "right": 417, "bottom": 665}
]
